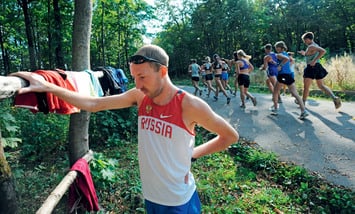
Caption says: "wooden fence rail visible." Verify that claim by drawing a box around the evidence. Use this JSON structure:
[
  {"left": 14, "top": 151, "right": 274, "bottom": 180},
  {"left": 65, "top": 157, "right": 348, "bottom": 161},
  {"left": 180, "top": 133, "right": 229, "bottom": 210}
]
[
  {"left": 0, "top": 74, "right": 101, "bottom": 213},
  {"left": 0, "top": 71, "right": 103, "bottom": 100},
  {"left": 0, "top": 76, "right": 29, "bottom": 100},
  {"left": 36, "top": 150, "right": 94, "bottom": 214}
]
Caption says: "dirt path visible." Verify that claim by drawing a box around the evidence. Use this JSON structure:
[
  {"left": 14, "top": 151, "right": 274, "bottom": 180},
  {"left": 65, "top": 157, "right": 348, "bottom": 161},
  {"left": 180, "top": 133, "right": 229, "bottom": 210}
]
[{"left": 181, "top": 86, "right": 355, "bottom": 190}]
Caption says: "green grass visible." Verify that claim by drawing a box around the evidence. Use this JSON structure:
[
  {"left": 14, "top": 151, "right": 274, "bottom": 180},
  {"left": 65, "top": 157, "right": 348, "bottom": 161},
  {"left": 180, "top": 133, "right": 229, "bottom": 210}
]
[
  {"left": 9, "top": 129, "right": 355, "bottom": 213},
  {"left": 5, "top": 57, "right": 355, "bottom": 212}
]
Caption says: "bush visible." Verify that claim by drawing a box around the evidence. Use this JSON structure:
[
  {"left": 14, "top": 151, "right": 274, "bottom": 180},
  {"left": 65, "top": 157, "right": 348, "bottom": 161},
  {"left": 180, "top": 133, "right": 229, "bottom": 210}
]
[
  {"left": 0, "top": 100, "right": 21, "bottom": 148},
  {"left": 89, "top": 107, "right": 138, "bottom": 147},
  {"left": 15, "top": 109, "right": 70, "bottom": 162}
]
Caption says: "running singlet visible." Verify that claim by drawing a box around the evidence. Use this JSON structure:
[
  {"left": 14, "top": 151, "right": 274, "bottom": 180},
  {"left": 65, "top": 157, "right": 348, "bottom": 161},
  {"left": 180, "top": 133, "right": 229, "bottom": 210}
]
[
  {"left": 278, "top": 52, "right": 292, "bottom": 75},
  {"left": 222, "top": 63, "right": 229, "bottom": 73},
  {"left": 306, "top": 43, "right": 320, "bottom": 64},
  {"left": 138, "top": 90, "right": 196, "bottom": 206},
  {"left": 239, "top": 59, "right": 250, "bottom": 70},
  {"left": 204, "top": 62, "right": 211, "bottom": 71},
  {"left": 191, "top": 63, "right": 200, "bottom": 77},
  {"left": 213, "top": 61, "right": 222, "bottom": 69},
  {"left": 267, "top": 52, "right": 278, "bottom": 74}
]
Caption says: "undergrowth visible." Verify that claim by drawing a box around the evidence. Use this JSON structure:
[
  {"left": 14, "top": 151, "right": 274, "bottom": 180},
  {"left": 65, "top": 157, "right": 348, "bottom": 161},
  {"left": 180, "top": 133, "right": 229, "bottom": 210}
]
[{"left": 9, "top": 128, "right": 355, "bottom": 213}]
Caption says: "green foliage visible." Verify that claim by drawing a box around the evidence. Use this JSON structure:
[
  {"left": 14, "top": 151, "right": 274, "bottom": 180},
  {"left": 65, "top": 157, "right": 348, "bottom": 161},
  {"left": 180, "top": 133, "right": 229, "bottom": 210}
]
[
  {"left": 8, "top": 121, "right": 355, "bottom": 213},
  {"left": 11, "top": 152, "right": 69, "bottom": 213},
  {"left": 90, "top": 152, "right": 120, "bottom": 189},
  {"left": 8, "top": 106, "right": 70, "bottom": 162},
  {"left": 91, "top": 0, "right": 155, "bottom": 71},
  {"left": 89, "top": 108, "right": 138, "bottom": 147},
  {"left": 154, "top": 0, "right": 355, "bottom": 78},
  {"left": 92, "top": 141, "right": 144, "bottom": 213},
  {"left": 0, "top": 101, "right": 21, "bottom": 148},
  {"left": 228, "top": 141, "right": 355, "bottom": 213}
]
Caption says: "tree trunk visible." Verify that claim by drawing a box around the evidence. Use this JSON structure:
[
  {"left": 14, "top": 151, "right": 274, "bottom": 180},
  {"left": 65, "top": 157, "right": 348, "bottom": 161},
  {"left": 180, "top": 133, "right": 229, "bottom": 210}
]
[
  {"left": 68, "top": 2, "right": 92, "bottom": 212},
  {"left": 0, "top": 26, "right": 10, "bottom": 75},
  {"left": 53, "top": 0, "right": 65, "bottom": 69},
  {"left": 0, "top": 129, "right": 18, "bottom": 214},
  {"left": 69, "top": 0, "right": 92, "bottom": 167},
  {"left": 19, "top": 0, "right": 37, "bottom": 71},
  {"left": 100, "top": 1, "right": 106, "bottom": 66}
]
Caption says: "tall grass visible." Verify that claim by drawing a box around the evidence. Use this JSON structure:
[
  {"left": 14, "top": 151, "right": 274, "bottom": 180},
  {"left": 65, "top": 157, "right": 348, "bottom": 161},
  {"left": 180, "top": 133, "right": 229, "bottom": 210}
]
[{"left": 323, "top": 53, "right": 355, "bottom": 90}]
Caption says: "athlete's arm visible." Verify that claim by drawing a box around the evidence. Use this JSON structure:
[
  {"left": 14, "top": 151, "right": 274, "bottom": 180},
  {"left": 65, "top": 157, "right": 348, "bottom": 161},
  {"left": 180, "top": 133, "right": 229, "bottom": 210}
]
[
  {"left": 182, "top": 94, "right": 239, "bottom": 159},
  {"left": 10, "top": 71, "right": 140, "bottom": 112},
  {"left": 309, "top": 45, "right": 326, "bottom": 65},
  {"left": 260, "top": 55, "right": 269, "bottom": 70},
  {"left": 276, "top": 54, "right": 289, "bottom": 71},
  {"left": 235, "top": 61, "right": 241, "bottom": 75},
  {"left": 188, "top": 64, "right": 192, "bottom": 73}
]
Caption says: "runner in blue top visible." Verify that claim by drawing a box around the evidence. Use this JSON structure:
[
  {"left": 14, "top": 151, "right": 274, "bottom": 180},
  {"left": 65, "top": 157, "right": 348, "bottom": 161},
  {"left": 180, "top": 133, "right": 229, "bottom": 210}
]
[
  {"left": 260, "top": 44, "right": 283, "bottom": 103},
  {"left": 212, "top": 54, "right": 231, "bottom": 104},
  {"left": 270, "top": 41, "right": 309, "bottom": 120},
  {"left": 235, "top": 50, "right": 257, "bottom": 109},
  {"left": 260, "top": 44, "right": 278, "bottom": 95}
]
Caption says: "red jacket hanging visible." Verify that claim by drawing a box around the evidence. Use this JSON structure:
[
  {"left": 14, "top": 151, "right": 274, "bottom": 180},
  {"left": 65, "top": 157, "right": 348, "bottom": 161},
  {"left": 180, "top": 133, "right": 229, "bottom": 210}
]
[{"left": 69, "top": 158, "right": 100, "bottom": 212}]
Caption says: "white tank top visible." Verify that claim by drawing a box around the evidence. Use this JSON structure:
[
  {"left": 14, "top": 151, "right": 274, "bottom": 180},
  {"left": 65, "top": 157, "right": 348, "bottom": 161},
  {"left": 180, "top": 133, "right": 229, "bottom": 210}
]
[{"left": 138, "top": 90, "right": 196, "bottom": 206}]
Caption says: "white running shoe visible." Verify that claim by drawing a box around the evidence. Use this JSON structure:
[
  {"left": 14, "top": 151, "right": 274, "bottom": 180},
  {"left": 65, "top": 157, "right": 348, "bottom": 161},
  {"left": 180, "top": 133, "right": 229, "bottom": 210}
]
[
  {"left": 299, "top": 110, "right": 309, "bottom": 120},
  {"left": 269, "top": 106, "right": 278, "bottom": 115}
]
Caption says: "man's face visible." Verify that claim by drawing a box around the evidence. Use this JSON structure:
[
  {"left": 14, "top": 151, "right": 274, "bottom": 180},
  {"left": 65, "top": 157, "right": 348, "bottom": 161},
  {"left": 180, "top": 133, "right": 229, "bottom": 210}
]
[
  {"left": 275, "top": 46, "right": 282, "bottom": 53},
  {"left": 303, "top": 38, "right": 312, "bottom": 45},
  {"left": 130, "top": 62, "right": 164, "bottom": 98}
]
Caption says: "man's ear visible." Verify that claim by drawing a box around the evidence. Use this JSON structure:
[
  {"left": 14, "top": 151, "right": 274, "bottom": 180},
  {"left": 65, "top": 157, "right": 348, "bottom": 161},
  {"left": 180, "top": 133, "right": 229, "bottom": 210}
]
[{"left": 161, "top": 66, "right": 167, "bottom": 77}]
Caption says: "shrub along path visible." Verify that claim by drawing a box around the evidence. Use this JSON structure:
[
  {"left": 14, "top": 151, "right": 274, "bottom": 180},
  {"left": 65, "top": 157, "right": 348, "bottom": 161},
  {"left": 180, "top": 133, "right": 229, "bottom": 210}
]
[{"left": 180, "top": 86, "right": 355, "bottom": 191}]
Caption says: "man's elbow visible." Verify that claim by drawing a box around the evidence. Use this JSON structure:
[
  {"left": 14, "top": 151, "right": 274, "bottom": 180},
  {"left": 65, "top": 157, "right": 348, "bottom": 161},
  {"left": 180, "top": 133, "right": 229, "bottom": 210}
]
[
  {"left": 83, "top": 99, "right": 102, "bottom": 113},
  {"left": 230, "top": 131, "right": 239, "bottom": 145},
  {"left": 223, "top": 131, "right": 239, "bottom": 148}
]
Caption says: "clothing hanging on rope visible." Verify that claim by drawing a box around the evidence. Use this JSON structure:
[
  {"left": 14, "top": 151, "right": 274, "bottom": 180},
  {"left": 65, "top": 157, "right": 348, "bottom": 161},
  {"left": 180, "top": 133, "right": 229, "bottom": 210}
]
[
  {"left": 69, "top": 158, "right": 100, "bottom": 212},
  {"left": 14, "top": 69, "right": 80, "bottom": 114}
]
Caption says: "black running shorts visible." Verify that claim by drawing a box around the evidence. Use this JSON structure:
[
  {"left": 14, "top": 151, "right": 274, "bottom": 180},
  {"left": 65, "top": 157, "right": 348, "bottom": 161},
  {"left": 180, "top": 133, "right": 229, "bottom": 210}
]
[
  {"left": 303, "top": 63, "right": 328, "bottom": 80},
  {"left": 277, "top": 73, "right": 295, "bottom": 85},
  {"left": 238, "top": 74, "right": 250, "bottom": 88}
]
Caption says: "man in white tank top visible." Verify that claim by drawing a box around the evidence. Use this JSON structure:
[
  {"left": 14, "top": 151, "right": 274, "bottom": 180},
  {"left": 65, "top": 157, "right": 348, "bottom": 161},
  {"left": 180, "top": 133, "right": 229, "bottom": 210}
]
[{"left": 11, "top": 45, "right": 239, "bottom": 214}]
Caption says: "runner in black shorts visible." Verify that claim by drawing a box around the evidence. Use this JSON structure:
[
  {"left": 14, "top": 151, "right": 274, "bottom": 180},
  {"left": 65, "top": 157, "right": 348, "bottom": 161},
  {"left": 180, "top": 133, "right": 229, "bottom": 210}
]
[
  {"left": 188, "top": 59, "right": 202, "bottom": 96},
  {"left": 298, "top": 32, "right": 341, "bottom": 109},
  {"left": 238, "top": 74, "right": 250, "bottom": 88},
  {"left": 234, "top": 50, "right": 257, "bottom": 109},
  {"left": 271, "top": 41, "right": 308, "bottom": 120},
  {"left": 303, "top": 63, "right": 328, "bottom": 79},
  {"left": 212, "top": 54, "right": 231, "bottom": 104},
  {"left": 200, "top": 56, "right": 216, "bottom": 97}
]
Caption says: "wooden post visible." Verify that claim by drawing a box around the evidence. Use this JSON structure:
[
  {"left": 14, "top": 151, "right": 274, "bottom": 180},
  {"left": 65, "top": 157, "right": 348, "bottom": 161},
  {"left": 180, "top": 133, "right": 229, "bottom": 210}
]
[
  {"left": 0, "top": 76, "right": 29, "bottom": 100},
  {"left": 36, "top": 150, "right": 94, "bottom": 214}
]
